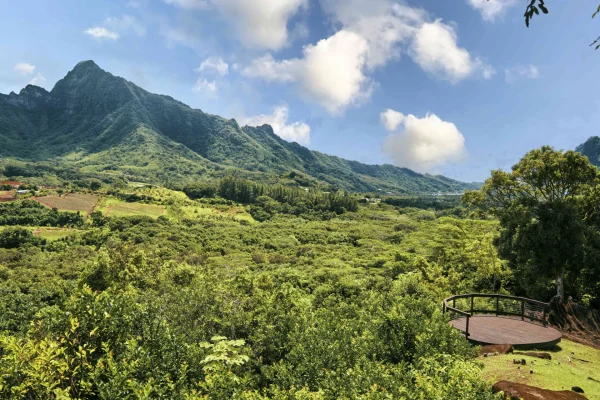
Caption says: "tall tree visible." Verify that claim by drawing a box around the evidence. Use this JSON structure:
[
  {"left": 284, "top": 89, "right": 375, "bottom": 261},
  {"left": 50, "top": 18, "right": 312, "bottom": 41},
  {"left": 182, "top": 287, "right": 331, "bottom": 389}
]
[{"left": 464, "top": 146, "right": 600, "bottom": 299}]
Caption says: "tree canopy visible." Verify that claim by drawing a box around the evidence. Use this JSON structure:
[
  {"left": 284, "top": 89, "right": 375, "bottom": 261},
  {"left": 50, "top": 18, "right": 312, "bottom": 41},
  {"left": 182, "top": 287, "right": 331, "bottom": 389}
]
[{"left": 464, "top": 146, "right": 600, "bottom": 302}]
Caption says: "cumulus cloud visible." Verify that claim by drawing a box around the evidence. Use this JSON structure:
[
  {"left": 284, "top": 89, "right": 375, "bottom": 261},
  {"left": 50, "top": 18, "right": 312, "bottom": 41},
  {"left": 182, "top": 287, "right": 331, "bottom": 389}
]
[
  {"left": 467, "top": 0, "right": 517, "bottom": 21},
  {"left": 84, "top": 27, "right": 120, "bottom": 40},
  {"left": 165, "top": 0, "right": 307, "bottom": 50},
  {"left": 240, "top": 105, "right": 311, "bottom": 145},
  {"left": 410, "top": 20, "right": 494, "bottom": 83},
  {"left": 29, "top": 73, "right": 47, "bottom": 86},
  {"left": 505, "top": 65, "right": 539, "bottom": 83},
  {"left": 243, "top": 30, "right": 371, "bottom": 114},
  {"left": 196, "top": 57, "right": 229, "bottom": 76},
  {"left": 14, "top": 63, "right": 35, "bottom": 76},
  {"left": 243, "top": 0, "right": 493, "bottom": 114},
  {"left": 381, "top": 110, "right": 466, "bottom": 172},
  {"left": 380, "top": 108, "right": 405, "bottom": 131},
  {"left": 193, "top": 78, "right": 217, "bottom": 93}
]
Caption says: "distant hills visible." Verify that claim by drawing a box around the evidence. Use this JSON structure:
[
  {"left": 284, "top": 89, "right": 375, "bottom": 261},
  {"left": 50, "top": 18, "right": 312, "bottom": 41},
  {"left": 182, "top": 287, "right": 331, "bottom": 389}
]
[{"left": 0, "top": 61, "right": 478, "bottom": 193}]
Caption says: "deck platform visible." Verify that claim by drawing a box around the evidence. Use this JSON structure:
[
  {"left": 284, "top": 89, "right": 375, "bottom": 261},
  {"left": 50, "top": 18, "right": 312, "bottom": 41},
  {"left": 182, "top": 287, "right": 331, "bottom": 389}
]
[{"left": 450, "top": 315, "right": 562, "bottom": 349}]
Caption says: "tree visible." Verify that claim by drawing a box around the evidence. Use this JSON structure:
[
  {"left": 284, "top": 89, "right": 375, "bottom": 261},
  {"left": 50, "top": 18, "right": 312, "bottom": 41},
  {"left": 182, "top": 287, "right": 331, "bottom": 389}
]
[
  {"left": 463, "top": 146, "right": 600, "bottom": 299},
  {"left": 513, "top": 1, "right": 600, "bottom": 49}
]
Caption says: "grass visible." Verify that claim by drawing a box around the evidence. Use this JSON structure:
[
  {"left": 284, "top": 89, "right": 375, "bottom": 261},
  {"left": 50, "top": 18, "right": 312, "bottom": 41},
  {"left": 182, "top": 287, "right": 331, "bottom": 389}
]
[
  {"left": 97, "top": 198, "right": 166, "bottom": 218},
  {"left": 34, "top": 227, "right": 80, "bottom": 240},
  {"left": 179, "top": 204, "right": 255, "bottom": 223},
  {"left": 479, "top": 339, "right": 600, "bottom": 398}
]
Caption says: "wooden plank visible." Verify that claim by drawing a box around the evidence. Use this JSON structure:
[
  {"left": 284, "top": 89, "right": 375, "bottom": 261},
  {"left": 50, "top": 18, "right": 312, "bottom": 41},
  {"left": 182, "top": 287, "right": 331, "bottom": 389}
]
[{"left": 450, "top": 315, "right": 562, "bottom": 349}]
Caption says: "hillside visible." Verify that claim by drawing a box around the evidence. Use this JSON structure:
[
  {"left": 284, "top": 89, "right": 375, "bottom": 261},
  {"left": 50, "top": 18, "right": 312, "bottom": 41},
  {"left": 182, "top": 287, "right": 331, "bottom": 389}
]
[
  {"left": 0, "top": 61, "right": 477, "bottom": 193},
  {"left": 576, "top": 136, "right": 600, "bottom": 167}
]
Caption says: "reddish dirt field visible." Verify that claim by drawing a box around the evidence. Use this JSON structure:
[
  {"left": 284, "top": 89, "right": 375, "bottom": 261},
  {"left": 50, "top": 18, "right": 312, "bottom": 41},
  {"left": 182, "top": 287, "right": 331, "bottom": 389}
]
[
  {"left": 0, "top": 191, "right": 15, "bottom": 202},
  {"left": 35, "top": 193, "right": 99, "bottom": 215},
  {"left": 0, "top": 181, "right": 21, "bottom": 187}
]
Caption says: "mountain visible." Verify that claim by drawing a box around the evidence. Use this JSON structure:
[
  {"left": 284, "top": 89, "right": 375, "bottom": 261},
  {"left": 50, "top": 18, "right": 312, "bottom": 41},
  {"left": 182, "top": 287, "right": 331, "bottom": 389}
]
[
  {"left": 576, "top": 136, "right": 600, "bottom": 167},
  {"left": 0, "top": 60, "right": 478, "bottom": 193}
]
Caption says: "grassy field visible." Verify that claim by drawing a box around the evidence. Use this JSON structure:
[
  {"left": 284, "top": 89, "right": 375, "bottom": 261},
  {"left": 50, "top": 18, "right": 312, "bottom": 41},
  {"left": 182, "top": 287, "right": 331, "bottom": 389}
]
[
  {"left": 179, "top": 204, "right": 255, "bottom": 222},
  {"left": 35, "top": 193, "right": 99, "bottom": 214},
  {"left": 34, "top": 227, "right": 80, "bottom": 240},
  {"left": 98, "top": 198, "right": 167, "bottom": 218},
  {"left": 480, "top": 339, "right": 600, "bottom": 398}
]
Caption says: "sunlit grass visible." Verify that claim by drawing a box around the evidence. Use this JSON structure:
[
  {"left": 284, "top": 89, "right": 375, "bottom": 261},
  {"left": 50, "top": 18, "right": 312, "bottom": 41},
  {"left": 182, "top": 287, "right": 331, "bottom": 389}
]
[{"left": 480, "top": 339, "right": 600, "bottom": 398}]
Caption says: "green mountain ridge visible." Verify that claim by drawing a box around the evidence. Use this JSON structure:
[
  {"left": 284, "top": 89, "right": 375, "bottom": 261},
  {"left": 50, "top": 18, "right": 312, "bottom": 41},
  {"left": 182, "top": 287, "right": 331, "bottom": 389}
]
[{"left": 0, "top": 60, "right": 479, "bottom": 193}]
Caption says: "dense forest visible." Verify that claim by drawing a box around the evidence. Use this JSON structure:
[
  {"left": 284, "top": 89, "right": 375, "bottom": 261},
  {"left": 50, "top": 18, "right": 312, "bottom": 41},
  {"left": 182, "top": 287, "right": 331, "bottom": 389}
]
[{"left": 0, "top": 146, "right": 599, "bottom": 398}]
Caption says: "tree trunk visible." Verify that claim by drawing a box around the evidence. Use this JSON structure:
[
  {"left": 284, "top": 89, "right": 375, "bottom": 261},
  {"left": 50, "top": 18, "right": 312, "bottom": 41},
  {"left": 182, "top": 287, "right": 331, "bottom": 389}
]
[{"left": 556, "top": 271, "right": 564, "bottom": 299}]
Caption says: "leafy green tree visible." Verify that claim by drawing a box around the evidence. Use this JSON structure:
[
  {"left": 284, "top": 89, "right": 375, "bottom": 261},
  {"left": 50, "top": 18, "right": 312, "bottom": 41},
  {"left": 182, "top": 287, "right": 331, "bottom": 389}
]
[{"left": 464, "top": 146, "right": 600, "bottom": 299}]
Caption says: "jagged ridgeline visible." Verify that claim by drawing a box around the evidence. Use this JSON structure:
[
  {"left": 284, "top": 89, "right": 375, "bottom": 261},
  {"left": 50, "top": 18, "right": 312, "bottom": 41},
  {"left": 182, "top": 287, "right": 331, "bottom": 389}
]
[
  {"left": 0, "top": 60, "right": 479, "bottom": 193},
  {"left": 576, "top": 136, "right": 600, "bottom": 167}
]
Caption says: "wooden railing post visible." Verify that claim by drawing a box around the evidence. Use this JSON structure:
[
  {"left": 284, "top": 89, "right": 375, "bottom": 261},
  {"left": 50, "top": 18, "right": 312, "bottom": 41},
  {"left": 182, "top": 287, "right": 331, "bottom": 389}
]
[
  {"left": 470, "top": 295, "right": 474, "bottom": 316},
  {"left": 465, "top": 315, "right": 470, "bottom": 337},
  {"left": 521, "top": 299, "right": 525, "bottom": 321},
  {"left": 496, "top": 295, "right": 499, "bottom": 316},
  {"left": 543, "top": 306, "right": 547, "bottom": 327}
]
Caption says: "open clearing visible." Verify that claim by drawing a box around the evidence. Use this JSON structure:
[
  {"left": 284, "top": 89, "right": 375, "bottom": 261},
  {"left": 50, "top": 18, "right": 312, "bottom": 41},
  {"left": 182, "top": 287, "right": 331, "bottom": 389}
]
[
  {"left": 480, "top": 339, "right": 600, "bottom": 398},
  {"left": 180, "top": 204, "right": 255, "bottom": 222},
  {"left": 0, "top": 191, "right": 14, "bottom": 202},
  {"left": 98, "top": 198, "right": 166, "bottom": 218},
  {"left": 34, "top": 227, "right": 80, "bottom": 240},
  {"left": 35, "top": 193, "right": 99, "bottom": 214}
]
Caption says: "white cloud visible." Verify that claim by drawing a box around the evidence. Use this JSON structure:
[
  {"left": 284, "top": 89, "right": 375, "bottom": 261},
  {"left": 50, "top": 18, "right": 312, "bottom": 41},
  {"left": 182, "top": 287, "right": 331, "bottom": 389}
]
[
  {"left": 243, "top": 30, "right": 371, "bottom": 114},
  {"left": 84, "top": 27, "right": 120, "bottom": 40},
  {"left": 14, "top": 63, "right": 35, "bottom": 76},
  {"left": 410, "top": 20, "right": 494, "bottom": 83},
  {"left": 196, "top": 57, "right": 229, "bottom": 76},
  {"left": 243, "top": 0, "right": 493, "bottom": 114},
  {"left": 381, "top": 110, "right": 466, "bottom": 172},
  {"left": 29, "top": 73, "right": 47, "bottom": 86},
  {"left": 320, "top": 0, "right": 424, "bottom": 69},
  {"left": 467, "top": 0, "right": 517, "bottom": 21},
  {"left": 193, "top": 78, "right": 217, "bottom": 93},
  {"left": 505, "top": 65, "right": 539, "bottom": 83},
  {"left": 104, "top": 15, "right": 146, "bottom": 37},
  {"left": 240, "top": 105, "right": 311, "bottom": 145},
  {"left": 380, "top": 109, "right": 405, "bottom": 131},
  {"left": 165, "top": 0, "right": 307, "bottom": 50}
]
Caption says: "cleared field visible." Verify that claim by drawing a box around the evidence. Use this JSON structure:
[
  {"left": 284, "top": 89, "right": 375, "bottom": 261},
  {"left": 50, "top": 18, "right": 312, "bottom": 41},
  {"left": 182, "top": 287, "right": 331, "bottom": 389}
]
[
  {"left": 34, "top": 227, "right": 80, "bottom": 240},
  {"left": 0, "top": 191, "right": 15, "bottom": 202},
  {"left": 180, "top": 205, "right": 254, "bottom": 222},
  {"left": 99, "top": 198, "right": 166, "bottom": 218},
  {"left": 36, "top": 193, "right": 99, "bottom": 214},
  {"left": 480, "top": 339, "right": 600, "bottom": 398}
]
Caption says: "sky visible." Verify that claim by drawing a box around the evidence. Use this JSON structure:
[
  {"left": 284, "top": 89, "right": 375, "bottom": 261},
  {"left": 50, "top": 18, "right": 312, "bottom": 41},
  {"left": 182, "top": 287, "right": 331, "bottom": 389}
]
[{"left": 1, "top": 0, "right": 599, "bottom": 182}]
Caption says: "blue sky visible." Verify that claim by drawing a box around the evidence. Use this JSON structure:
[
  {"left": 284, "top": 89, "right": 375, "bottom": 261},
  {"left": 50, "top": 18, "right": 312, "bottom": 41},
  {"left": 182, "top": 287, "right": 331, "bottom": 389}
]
[{"left": 1, "top": 0, "right": 599, "bottom": 182}]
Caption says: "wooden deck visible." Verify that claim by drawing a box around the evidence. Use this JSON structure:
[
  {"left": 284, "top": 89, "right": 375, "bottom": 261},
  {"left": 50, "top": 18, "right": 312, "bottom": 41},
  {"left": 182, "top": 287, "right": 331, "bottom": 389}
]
[{"left": 450, "top": 315, "right": 562, "bottom": 349}]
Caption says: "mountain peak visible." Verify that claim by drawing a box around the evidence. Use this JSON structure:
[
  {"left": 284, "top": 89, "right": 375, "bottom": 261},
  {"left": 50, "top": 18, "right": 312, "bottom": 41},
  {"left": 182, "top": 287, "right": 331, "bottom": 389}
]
[{"left": 74, "top": 60, "right": 101, "bottom": 71}]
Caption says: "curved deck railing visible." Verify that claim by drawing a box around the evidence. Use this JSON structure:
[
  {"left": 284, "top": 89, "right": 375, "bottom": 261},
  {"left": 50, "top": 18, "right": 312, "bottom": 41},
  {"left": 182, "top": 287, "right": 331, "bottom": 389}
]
[{"left": 443, "top": 293, "right": 550, "bottom": 338}]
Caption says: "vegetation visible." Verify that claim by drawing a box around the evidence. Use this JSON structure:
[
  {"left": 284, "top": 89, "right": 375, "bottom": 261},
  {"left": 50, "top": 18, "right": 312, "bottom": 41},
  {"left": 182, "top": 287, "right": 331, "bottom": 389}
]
[
  {"left": 480, "top": 339, "right": 600, "bottom": 398},
  {"left": 0, "top": 170, "right": 508, "bottom": 398},
  {"left": 464, "top": 146, "right": 600, "bottom": 305}
]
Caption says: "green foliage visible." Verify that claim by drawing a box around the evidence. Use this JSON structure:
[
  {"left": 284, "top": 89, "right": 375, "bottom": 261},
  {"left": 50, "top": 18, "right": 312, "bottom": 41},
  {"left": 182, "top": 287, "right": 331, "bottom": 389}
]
[
  {"left": 0, "top": 200, "right": 84, "bottom": 227},
  {"left": 0, "top": 227, "right": 43, "bottom": 248},
  {"left": 0, "top": 183, "right": 509, "bottom": 398},
  {"left": 464, "top": 146, "right": 600, "bottom": 302}
]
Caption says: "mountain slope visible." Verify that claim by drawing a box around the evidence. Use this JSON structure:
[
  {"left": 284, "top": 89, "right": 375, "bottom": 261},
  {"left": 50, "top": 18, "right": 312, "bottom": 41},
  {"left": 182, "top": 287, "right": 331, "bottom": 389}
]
[
  {"left": 0, "top": 60, "right": 478, "bottom": 193},
  {"left": 576, "top": 136, "right": 600, "bottom": 167}
]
